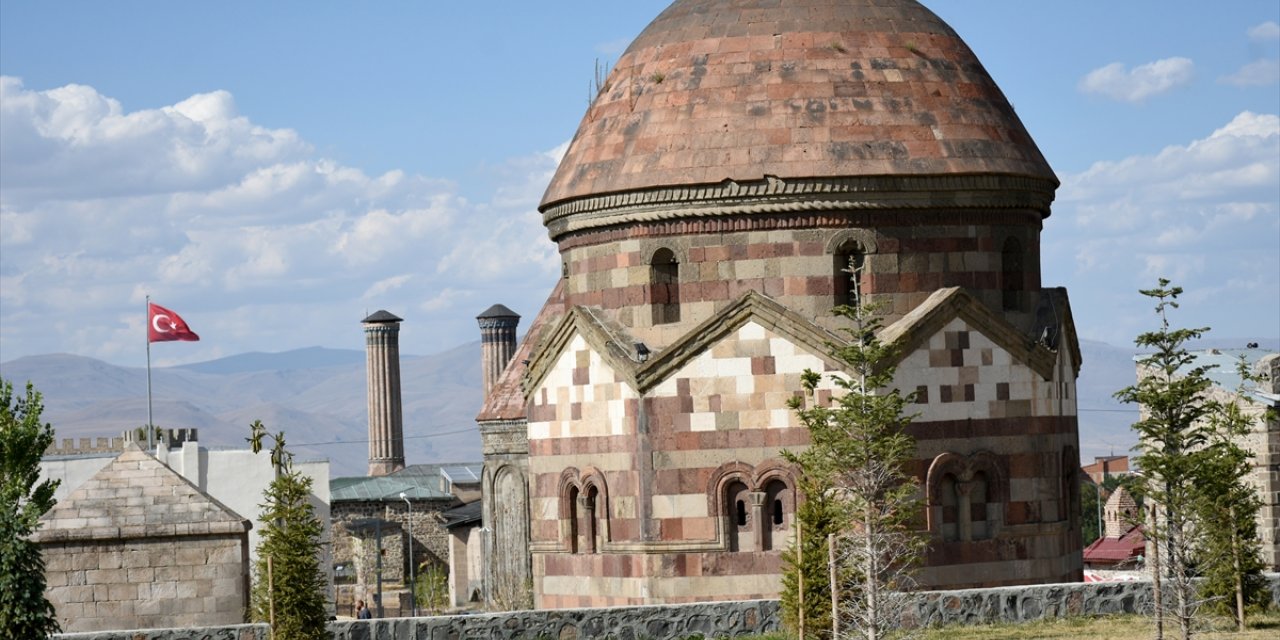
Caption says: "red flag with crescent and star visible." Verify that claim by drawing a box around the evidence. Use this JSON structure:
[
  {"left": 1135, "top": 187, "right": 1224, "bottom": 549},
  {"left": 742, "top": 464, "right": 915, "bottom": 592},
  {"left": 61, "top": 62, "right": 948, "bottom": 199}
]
[{"left": 148, "top": 302, "right": 200, "bottom": 343}]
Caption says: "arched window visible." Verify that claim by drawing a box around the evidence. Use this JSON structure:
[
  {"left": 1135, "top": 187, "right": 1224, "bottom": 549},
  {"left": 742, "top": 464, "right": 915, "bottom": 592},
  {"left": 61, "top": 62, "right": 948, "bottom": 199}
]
[
  {"left": 762, "top": 479, "right": 790, "bottom": 551},
  {"left": 833, "top": 240, "right": 866, "bottom": 308},
  {"left": 1001, "top": 237, "right": 1023, "bottom": 311},
  {"left": 584, "top": 485, "right": 601, "bottom": 554},
  {"left": 725, "top": 480, "right": 751, "bottom": 552},
  {"left": 650, "top": 248, "right": 680, "bottom": 325},
  {"left": 567, "top": 485, "right": 580, "bottom": 554}
]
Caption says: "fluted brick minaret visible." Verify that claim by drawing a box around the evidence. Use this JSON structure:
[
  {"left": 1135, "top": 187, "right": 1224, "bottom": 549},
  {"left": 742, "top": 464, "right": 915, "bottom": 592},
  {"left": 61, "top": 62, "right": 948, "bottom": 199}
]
[
  {"left": 363, "top": 310, "right": 405, "bottom": 476},
  {"left": 476, "top": 304, "right": 520, "bottom": 398}
]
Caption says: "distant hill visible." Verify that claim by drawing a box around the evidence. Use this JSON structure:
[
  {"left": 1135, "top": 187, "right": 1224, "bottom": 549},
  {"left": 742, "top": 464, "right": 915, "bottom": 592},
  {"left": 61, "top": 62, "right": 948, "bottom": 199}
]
[
  {"left": 2, "top": 343, "right": 484, "bottom": 477},
  {"left": 6, "top": 338, "right": 1274, "bottom": 475},
  {"left": 174, "top": 346, "right": 367, "bottom": 375}
]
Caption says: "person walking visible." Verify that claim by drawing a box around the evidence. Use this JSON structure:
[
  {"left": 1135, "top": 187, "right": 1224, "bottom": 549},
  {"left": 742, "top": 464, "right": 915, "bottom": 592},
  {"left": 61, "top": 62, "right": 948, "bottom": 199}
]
[{"left": 355, "top": 599, "right": 372, "bottom": 620}]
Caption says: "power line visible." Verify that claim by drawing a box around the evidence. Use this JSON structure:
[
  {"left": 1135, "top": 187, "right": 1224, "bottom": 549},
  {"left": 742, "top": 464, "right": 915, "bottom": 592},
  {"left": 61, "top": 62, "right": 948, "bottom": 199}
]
[{"left": 292, "top": 425, "right": 479, "bottom": 448}]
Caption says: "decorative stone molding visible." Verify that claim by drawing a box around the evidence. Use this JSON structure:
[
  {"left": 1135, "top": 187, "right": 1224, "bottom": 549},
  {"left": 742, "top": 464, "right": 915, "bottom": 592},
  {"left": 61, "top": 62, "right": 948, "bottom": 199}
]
[{"left": 542, "top": 174, "right": 1057, "bottom": 242}]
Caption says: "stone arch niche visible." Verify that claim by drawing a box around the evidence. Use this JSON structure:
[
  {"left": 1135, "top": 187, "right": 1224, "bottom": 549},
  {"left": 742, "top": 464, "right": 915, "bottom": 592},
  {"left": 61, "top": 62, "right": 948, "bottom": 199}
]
[
  {"left": 926, "top": 451, "right": 1007, "bottom": 542},
  {"left": 490, "top": 465, "right": 530, "bottom": 606}
]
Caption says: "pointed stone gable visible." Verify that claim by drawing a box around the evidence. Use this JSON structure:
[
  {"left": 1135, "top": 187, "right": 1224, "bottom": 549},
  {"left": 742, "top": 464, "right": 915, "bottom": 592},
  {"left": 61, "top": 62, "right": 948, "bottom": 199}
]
[{"left": 35, "top": 444, "right": 249, "bottom": 544}]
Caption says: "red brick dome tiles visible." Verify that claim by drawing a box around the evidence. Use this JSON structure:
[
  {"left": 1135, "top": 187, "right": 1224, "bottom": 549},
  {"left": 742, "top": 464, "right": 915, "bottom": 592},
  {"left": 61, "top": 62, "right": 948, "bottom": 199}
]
[{"left": 540, "top": 0, "right": 1056, "bottom": 211}]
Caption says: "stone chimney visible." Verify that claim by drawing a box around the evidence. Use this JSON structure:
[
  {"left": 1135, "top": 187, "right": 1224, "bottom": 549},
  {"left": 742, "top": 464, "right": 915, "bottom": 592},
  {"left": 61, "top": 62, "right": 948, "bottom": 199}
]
[
  {"left": 476, "top": 304, "right": 520, "bottom": 398},
  {"left": 363, "top": 310, "right": 405, "bottom": 476}
]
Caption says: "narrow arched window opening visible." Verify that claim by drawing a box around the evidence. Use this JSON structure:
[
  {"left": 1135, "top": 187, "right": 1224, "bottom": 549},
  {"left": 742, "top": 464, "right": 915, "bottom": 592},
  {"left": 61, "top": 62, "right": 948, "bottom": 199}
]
[
  {"left": 762, "top": 478, "right": 789, "bottom": 551},
  {"left": 1001, "top": 237, "right": 1023, "bottom": 311},
  {"left": 567, "top": 485, "right": 580, "bottom": 554},
  {"left": 834, "top": 240, "right": 866, "bottom": 308},
  {"left": 725, "top": 480, "right": 750, "bottom": 552},
  {"left": 584, "top": 485, "right": 601, "bottom": 554},
  {"left": 650, "top": 248, "right": 680, "bottom": 325}
]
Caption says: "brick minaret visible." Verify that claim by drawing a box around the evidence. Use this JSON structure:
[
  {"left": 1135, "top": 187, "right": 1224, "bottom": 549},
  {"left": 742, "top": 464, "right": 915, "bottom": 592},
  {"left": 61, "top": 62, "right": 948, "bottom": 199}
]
[
  {"left": 476, "top": 304, "right": 520, "bottom": 398},
  {"left": 363, "top": 310, "right": 405, "bottom": 476}
]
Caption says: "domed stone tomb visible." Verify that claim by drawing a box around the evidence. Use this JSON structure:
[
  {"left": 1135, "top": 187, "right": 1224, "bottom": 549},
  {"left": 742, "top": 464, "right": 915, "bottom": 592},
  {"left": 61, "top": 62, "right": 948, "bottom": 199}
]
[{"left": 476, "top": 0, "right": 1081, "bottom": 608}]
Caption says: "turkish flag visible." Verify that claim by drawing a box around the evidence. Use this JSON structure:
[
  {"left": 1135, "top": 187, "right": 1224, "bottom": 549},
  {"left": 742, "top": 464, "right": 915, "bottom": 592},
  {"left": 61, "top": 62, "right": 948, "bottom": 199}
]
[{"left": 148, "top": 302, "right": 200, "bottom": 343}]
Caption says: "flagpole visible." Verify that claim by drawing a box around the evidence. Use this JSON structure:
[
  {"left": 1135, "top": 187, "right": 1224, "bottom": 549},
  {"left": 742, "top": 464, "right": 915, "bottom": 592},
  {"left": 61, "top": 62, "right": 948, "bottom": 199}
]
[{"left": 146, "top": 294, "right": 154, "bottom": 452}]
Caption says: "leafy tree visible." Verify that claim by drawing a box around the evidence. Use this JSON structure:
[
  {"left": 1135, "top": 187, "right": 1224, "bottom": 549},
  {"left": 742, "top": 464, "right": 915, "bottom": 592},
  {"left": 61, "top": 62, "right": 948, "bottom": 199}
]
[
  {"left": 415, "top": 562, "right": 450, "bottom": 614},
  {"left": 0, "top": 379, "right": 61, "bottom": 638},
  {"left": 784, "top": 292, "right": 923, "bottom": 640},
  {"left": 247, "top": 421, "right": 330, "bottom": 639},
  {"left": 1192, "top": 358, "right": 1270, "bottom": 630},
  {"left": 1115, "top": 279, "right": 1216, "bottom": 640}
]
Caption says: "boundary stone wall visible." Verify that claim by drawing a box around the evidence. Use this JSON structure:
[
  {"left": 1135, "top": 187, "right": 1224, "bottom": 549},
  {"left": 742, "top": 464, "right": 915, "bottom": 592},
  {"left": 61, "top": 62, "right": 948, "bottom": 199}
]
[{"left": 51, "top": 575, "right": 1280, "bottom": 640}]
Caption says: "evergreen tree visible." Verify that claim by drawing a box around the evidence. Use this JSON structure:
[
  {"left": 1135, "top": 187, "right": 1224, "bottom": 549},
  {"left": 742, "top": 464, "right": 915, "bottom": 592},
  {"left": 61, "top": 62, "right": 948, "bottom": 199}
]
[
  {"left": 247, "top": 421, "right": 330, "bottom": 640},
  {"left": 1192, "top": 358, "right": 1269, "bottom": 630},
  {"left": 1115, "top": 279, "right": 1215, "bottom": 640},
  {"left": 784, "top": 293, "right": 923, "bottom": 640},
  {"left": 779, "top": 477, "right": 842, "bottom": 639},
  {"left": 0, "top": 379, "right": 61, "bottom": 638}
]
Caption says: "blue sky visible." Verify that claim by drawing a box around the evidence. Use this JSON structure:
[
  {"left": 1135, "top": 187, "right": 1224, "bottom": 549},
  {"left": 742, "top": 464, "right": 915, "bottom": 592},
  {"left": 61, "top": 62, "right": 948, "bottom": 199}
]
[{"left": 1, "top": 1, "right": 1277, "bottom": 367}]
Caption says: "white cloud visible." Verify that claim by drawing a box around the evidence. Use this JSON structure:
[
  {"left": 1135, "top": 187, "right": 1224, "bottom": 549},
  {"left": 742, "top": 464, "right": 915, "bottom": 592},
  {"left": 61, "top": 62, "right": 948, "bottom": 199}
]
[
  {"left": 1248, "top": 21, "right": 1280, "bottom": 41},
  {"left": 363, "top": 274, "right": 413, "bottom": 300},
  {"left": 0, "top": 78, "right": 561, "bottom": 363},
  {"left": 1048, "top": 112, "right": 1280, "bottom": 344},
  {"left": 1220, "top": 59, "right": 1280, "bottom": 87},
  {"left": 1078, "top": 57, "right": 1194, "bottom": 103}
]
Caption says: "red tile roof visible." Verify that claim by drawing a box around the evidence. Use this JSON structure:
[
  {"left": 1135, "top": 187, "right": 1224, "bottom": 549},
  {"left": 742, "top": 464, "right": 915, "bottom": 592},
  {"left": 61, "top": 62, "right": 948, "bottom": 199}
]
[{"left": 1083, "top": 525, "right": 1146, "bottom": 566}]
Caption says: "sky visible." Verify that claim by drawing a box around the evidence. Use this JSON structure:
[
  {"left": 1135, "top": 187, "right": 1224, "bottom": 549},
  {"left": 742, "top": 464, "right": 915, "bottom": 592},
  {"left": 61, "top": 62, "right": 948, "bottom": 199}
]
[{"left": 1, "top": 1, "right": 1277, "bottom": 368}]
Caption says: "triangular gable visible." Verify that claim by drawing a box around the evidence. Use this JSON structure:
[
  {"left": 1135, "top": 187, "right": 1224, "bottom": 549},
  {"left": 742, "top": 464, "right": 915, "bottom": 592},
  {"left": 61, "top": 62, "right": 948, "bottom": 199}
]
[
  {"left": 880, "top": 287, "right": 1059, "bottom": 380},
  {"left": 524, "top": 290, "right": 848, "bottom": 396},
  {"left": 36, "top": 445, "right": 249, "bottom": 543},
  {"left": 523, "top": 304, "right": 646, "bottom": 396}
]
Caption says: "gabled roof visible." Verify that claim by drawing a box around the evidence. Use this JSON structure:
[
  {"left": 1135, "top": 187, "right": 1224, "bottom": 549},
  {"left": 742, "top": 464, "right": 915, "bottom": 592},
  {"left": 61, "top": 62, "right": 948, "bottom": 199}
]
[
  {"left": 523, "top": 290, "right": 848, "bottom": 396},
  {"left": 1083, "top": 525, "right": 1146, "bottom": 565},
  {"left": 330, "top": 462, "right": 481, "bottom": 502},
  {"left": 35, "top": 445, "right": 249, "bottom": 543},
  {"left": 880, "top": 287, "right": 1070, "bottom": 380}
]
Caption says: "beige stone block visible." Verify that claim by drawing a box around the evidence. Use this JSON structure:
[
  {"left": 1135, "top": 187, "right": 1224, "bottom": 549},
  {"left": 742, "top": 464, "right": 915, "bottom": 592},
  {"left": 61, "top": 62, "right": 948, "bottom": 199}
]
[
  {"left": 107, "top": 582, "right": 137, "bottom": 601},
  {"left": 176, "top": 546, "right": 210, "bottom": 566},
  {"left": 127, "top": 566, "right": 155, "bottom": 583},
  {"left": 85, "top": 567, "right": 127, "bottom": 584},
  {"left": 175, "top": 579, "right": 199, "bottom": 599}
]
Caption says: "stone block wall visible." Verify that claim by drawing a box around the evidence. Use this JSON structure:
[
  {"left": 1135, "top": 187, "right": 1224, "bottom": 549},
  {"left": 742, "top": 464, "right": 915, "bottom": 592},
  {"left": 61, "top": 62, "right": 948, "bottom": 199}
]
[
  {"left": 331, "top": 498, "right": 455, "bottom": 587},
  {"left": 47, "top": 575, "right": 1280, "bottom": 640},
  {"left": 558, "top": 218, "right": 1041, "bottom": 349},
  {"left": 42, "top": 534, "right": 249, "bottom": 633}
]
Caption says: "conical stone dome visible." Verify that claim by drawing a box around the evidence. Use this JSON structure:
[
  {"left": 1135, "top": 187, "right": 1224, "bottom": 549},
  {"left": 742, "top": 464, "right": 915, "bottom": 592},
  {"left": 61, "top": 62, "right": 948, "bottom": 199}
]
[{"left": 541, "top": 0, "right": 1056, "bottom": 241}]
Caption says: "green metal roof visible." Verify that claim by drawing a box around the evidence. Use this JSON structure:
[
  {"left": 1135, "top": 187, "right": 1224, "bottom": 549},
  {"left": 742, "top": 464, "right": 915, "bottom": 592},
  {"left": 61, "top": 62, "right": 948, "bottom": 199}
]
[{"left": 329, "top": 462, "right": 482, "bottom": 502}]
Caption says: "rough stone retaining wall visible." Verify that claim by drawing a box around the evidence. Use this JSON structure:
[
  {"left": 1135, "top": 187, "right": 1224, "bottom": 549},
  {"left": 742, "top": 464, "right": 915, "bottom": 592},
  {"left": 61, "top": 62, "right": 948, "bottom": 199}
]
[{"left": 51, "top": 575, "right": 1280, "bottom": 640}]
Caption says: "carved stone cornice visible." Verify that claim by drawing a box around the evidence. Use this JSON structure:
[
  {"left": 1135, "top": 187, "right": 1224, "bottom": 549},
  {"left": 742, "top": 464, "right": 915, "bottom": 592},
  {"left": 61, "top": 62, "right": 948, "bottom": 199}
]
[{"left": 541, "top": 174, "right": 1057, "bottom": 242}]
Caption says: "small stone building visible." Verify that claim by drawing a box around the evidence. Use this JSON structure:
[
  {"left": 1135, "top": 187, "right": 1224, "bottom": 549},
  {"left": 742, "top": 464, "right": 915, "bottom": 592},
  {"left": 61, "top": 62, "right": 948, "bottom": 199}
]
[
  {"left": 36, "top": 444, "right": 251, "bottom": 632},
  {"left": 329, "top": 463, "right": 481, "bottom": 614},
  {"left": 1082, "top": 486, "right": 1144, "bottom": 569}
]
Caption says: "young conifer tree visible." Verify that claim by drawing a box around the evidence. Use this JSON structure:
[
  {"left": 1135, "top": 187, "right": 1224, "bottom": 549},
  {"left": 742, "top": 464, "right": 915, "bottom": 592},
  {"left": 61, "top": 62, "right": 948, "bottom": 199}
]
[
  {"left": 1115, "top": 279, "right": 1216, "bottom": 640},
  {"left": 784, "top": 280, "right": 923, "bottom": 640},
  {"left": 247, "top": 421, "right": 330, "bottom": 640},
  {"left": 0, "top": 379, "right": 61, "bottom": 638},
  {"left": 1192, "top": 358, "right": 1269, "bottom": 631}
]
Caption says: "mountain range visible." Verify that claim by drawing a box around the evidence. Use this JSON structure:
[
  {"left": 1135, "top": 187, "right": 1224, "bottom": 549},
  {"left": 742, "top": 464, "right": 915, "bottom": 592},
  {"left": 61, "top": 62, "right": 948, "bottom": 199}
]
[{"left": 4, "top": 338, "right": 1274, "bottom": 477}]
